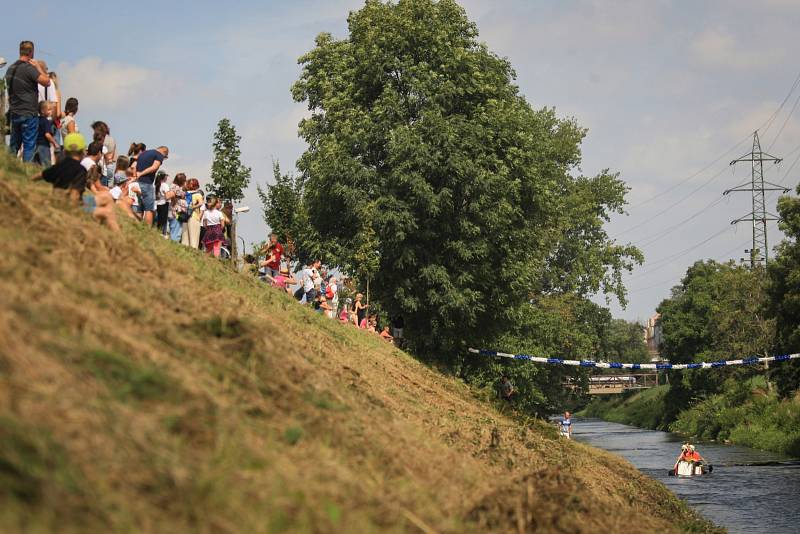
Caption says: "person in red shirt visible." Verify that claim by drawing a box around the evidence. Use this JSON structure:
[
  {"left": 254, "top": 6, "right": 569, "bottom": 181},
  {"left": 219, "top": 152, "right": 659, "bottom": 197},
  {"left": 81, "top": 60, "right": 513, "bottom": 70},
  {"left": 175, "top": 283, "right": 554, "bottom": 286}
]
[{"left": 260, "top": 233, "right": 284, "bottom": 277}]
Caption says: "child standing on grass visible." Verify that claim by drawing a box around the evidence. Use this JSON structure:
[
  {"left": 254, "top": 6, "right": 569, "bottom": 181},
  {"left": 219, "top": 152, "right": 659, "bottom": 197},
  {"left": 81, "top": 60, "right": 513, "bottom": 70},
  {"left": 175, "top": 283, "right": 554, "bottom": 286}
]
[
  {"left": 35, "top": 101, "right": 58, "bottom": 168},
  {"left": 200, "top": 195, "right": 226, "bottom": 258}
]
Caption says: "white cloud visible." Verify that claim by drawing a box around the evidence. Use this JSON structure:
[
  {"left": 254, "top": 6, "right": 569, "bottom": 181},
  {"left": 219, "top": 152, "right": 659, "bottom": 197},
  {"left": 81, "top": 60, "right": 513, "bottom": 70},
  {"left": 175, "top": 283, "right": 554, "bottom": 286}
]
[
  {"left": 56, "top": 57, "right": 168, "bottom": 109},
  {"left": 690, "top": 28, "right": 784, "bottom": 70}
]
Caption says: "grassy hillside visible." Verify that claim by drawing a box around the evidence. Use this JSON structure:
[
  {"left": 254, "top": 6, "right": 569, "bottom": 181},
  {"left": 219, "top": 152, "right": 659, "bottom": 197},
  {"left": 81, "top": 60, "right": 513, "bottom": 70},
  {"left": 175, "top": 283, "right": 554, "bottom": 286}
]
[{"left": 0, "top": 155, "right": 718, "bottom": 533}]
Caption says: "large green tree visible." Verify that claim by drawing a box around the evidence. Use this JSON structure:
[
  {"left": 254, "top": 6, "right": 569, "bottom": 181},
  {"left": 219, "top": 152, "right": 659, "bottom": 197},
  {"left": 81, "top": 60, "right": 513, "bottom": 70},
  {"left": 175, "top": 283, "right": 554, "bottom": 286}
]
[
  {"left": 291, "top": 0, "right": 640, "bottom": 361},
  {"left": 766, "top": 186, "right": 800, "bottom": 397},
  {"left": 657, "top": 260, "right": 774, "bottom": 425}
]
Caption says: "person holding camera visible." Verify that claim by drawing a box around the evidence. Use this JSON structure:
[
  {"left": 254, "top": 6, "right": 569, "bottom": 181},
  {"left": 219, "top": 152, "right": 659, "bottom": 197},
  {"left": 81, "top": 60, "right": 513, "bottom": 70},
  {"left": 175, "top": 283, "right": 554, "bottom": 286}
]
[{"left": 6, "top": 41, "right": 51, "bottom": 162}]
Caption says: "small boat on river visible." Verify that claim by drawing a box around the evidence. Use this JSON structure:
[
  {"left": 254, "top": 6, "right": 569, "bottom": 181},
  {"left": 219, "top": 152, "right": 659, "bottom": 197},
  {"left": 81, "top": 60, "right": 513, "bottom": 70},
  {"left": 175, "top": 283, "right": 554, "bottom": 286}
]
[{"left": 673, "top": 460, "right": 709, "bottom": 477}]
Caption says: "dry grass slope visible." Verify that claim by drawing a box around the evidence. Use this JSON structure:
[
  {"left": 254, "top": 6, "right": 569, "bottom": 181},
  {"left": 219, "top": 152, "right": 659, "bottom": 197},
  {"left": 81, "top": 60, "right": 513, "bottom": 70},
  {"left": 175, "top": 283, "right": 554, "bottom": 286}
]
[{"left": 0, "top": 154, "right": 720, "bottom": 533}]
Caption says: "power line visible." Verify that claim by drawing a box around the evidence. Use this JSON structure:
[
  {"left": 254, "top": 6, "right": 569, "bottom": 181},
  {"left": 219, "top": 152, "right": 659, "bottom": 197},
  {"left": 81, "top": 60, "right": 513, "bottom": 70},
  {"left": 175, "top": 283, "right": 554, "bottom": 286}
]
[
  {"left": 626, "top": 239, "right": 752, "bottom": 295},
  {"left": 761, "top": 69, "right": 800, "bottom": 138},
  {"left": 620, "top": 69, "right": 800, "bottom": 218},
  {"left": 627, "top": 226, "right": 733, "bottom": 281},
  {"left": 634, "top": 195, "right": 727, "bottom": 248},
  {"left": 614, "top": 165, "right": 732, "bottom": 239},
  {"left": 623, "top": 136, "right": 750, "bottom": 212},
  {"left": 766, "top": 89, "right": 800, "bottom": 152}
]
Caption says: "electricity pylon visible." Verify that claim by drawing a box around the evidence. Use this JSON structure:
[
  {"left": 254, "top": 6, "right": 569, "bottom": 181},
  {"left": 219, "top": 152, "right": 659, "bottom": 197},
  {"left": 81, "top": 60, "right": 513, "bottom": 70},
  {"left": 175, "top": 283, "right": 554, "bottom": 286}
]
[{"left": 724, "top": 131, "right": 788, "bottom": 267}]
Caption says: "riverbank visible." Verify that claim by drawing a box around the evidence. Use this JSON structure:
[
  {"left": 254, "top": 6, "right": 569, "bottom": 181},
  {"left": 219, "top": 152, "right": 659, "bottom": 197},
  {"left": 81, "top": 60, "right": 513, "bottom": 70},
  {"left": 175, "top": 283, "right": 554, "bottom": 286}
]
[
  {"left": 0, "top": 155, "right": 719, "bottom": 532},
  {"left": 581, "top": 379, "right": 800, "bottom": 456}
]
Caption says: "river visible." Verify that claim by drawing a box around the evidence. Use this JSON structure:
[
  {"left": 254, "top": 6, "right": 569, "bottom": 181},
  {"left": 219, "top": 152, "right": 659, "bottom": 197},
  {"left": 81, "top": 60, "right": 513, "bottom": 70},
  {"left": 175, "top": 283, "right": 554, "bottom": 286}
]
[{"left": 572, "top": 418, "right": 800, "bottom": 534}]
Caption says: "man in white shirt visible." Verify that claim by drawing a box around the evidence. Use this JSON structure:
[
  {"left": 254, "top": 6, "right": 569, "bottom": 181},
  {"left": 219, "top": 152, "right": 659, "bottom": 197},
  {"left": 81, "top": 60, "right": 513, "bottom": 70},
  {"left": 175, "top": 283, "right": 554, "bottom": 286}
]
[{"left": 301, "top": 259, "right": 322, "bottom": 304}]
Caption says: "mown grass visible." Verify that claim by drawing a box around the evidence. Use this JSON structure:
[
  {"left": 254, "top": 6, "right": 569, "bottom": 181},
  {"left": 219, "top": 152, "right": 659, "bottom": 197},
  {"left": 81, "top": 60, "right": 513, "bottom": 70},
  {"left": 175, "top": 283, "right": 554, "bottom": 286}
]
[{"left": 0, "top": 154, "right": 719, "bottom": 533}]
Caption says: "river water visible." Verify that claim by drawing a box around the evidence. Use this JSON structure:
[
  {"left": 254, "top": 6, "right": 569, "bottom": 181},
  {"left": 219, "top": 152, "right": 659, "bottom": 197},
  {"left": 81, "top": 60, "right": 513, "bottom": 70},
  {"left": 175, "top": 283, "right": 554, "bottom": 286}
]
[{"left": 572, "top": 418, "right": 800, "bottom": 534}]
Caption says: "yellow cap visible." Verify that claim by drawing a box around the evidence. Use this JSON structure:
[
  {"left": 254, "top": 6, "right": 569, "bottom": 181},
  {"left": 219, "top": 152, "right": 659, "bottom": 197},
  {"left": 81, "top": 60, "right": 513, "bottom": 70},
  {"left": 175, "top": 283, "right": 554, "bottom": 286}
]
[{"left": 63, "top": 132, "right": 87, "bottom": 152}]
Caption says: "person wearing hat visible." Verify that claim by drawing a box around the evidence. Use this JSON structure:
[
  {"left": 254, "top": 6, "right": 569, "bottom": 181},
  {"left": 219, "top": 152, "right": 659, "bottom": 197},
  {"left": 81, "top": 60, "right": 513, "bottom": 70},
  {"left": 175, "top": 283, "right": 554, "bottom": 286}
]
[{"left": 31, "top": 132, "right": 88, "bottom": 202}]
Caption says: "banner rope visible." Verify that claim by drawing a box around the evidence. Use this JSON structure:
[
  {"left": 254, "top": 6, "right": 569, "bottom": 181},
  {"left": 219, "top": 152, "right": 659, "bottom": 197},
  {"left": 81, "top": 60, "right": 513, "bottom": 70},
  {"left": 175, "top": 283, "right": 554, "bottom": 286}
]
[{"left": 467, "top": 348, "right": 800, "bottom": 370}]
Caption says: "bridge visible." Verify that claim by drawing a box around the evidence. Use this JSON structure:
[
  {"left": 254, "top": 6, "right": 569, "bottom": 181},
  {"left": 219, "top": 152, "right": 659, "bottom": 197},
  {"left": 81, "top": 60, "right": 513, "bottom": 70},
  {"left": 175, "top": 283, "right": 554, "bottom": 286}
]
[{"left": 563, "top": 372, "right": 662, "bottom": 395}]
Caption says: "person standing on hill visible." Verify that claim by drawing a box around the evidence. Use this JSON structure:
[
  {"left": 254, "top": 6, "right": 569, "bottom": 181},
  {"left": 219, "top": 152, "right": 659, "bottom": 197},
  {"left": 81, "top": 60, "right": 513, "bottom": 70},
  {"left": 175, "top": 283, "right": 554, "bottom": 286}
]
[
  {"left": 6, "top": 41, "right": 51, "bottom": 162},
  {"left": 354, "top": 293, "right": 369, "bottom": 326},
  {"left": 261, "top": 233, "right": 284, "bottom": 277},
  {"left": 91, "top": 121, "right": 116, "bottom": 186},
  {"left": 181, "top": 178, "right": 204, "bottom": 248},
  {"left": 559, "top": 411, "right": 573, "bottom": 439},
  {"left": 60, "top": 97, "right": 79, "bottom": 149},
  {"left": 135, "top": 146, "right": 169, "bottom": 226},
  {"left": 200, "top": 195, "right": 226, "bottom": 257},
  {"left": 167, "top": 173, "right": 187, "bottom": 242},
  {"left": 34, "top": 101, "right": 58, "bottom": 168}
]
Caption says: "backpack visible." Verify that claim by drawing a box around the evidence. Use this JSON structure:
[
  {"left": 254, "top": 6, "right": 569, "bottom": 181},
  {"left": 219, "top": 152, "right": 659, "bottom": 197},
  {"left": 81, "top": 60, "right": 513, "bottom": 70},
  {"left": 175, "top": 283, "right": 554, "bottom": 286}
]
[
  {"left": 179, "top": 191, "right": 202, "bottom": 223},
  {"left": 325, "top": 286, "right": 335, "bottom": 300}
]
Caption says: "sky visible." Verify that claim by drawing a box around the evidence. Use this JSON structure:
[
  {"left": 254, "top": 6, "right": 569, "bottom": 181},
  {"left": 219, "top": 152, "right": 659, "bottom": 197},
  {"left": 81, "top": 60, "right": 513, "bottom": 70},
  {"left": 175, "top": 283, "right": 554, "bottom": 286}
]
[{"left": 4, "top": 0, "right": 800, "bottom": 322}]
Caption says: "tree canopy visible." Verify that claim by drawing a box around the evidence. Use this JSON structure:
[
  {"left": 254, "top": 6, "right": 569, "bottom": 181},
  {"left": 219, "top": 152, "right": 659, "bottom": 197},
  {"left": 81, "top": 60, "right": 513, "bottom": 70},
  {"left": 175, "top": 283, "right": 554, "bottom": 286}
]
[
  {"left": 767, "top": 187, "right": 800, "bottom": 396},
  {"left": 289, "top": 0, "right": 641, "bottom": 361},
  {"left": 656, "top": 260, "right": 774, "bottom": 425}
]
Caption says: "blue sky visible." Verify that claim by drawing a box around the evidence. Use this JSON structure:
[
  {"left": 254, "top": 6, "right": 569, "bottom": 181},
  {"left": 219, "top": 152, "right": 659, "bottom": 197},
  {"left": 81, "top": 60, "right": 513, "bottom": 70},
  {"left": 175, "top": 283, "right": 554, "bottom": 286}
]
[{"left": 4, "top": 0, "right": 800, "bottom": 322}]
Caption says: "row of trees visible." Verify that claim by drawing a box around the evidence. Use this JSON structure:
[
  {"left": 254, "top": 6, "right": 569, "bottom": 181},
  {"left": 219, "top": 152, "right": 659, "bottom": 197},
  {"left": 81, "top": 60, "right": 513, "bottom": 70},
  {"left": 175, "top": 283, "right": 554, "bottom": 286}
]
[
  {"left": 652, "top": 188, "right": 800, "bottom": 427},
  {"left": 257, "top": 0, "right": 646, "bottom": 415}
]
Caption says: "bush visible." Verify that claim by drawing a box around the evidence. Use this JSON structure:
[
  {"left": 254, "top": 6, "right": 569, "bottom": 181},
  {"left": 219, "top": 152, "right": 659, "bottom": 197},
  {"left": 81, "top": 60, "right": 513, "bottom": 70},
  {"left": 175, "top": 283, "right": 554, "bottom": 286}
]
[{"left": 670, "top": 378, "right": 800, "bottom": 455}]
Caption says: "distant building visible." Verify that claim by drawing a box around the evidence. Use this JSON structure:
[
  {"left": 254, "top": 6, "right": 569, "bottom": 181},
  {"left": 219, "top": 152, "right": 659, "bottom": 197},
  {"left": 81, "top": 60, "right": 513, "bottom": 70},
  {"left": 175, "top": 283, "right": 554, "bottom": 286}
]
[{"left": 643, "top": 313, "right": 662, "bottom": 361}]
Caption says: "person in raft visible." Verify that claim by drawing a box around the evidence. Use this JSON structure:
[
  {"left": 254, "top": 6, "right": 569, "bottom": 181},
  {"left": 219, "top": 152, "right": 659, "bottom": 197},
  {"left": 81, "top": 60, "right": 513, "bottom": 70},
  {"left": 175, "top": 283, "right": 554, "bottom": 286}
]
[
  {"left": 676, "top": 443, "right": 705, "bottom": 466},
  {"left": 559, "top": 411, "right": 573, "bottom": 439}
]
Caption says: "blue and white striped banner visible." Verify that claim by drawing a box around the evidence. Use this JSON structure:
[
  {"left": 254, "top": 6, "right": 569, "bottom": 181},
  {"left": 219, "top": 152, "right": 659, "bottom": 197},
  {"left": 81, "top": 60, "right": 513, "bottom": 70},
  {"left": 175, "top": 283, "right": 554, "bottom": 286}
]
[{"left": 468, "top": 348, "right": 800, "bottom": 370}]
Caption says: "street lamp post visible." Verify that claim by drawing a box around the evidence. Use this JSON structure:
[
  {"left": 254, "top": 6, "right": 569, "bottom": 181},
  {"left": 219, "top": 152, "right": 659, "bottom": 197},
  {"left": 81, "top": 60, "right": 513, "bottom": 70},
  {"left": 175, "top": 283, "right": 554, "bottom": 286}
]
[{"left": 231, "top": 205, "right": 250, "bottom": 269}]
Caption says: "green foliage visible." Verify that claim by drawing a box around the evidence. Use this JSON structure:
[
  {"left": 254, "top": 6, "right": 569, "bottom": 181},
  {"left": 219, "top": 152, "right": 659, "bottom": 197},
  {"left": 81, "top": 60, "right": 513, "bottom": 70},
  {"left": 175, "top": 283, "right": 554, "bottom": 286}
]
[
  {"left": 290, "top": 0, "right": 641, "bottom": 362},
  {"left": 208, "top": 118, "right": 251, "bottom": 203},
  {"left": 599, "top": 318, "right": 650, "bottom": 364},
  {"left": 656, "top": 260, "right": 775, "bottom": 424},
  {"left": 580, "top": 386, "right": 670, "bottom": 430},
  {"left": 463, "top": 295, "right": 613, "bottom": 416},
  {"left": 257, "top": 162, "right": 318, "bottom": 263},
  {"left": 766, "top": 187, "right": 800, "bottom": 397},
  {"left": 670, "top": 378, "right": 800, "bottom": 456}
]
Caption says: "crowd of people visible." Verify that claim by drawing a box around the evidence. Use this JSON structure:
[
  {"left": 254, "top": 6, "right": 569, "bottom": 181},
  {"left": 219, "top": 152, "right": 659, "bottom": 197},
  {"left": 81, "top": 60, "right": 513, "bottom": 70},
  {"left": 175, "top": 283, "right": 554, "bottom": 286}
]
[
  {"left": 6, "top": 39, "right": 404, "bottom": 344},
  {"left": 6, "top": 41, "right": 234, "bottom": 256},
  {"left": 252, "top": 234, "right": 403, "bottom": 344}
]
